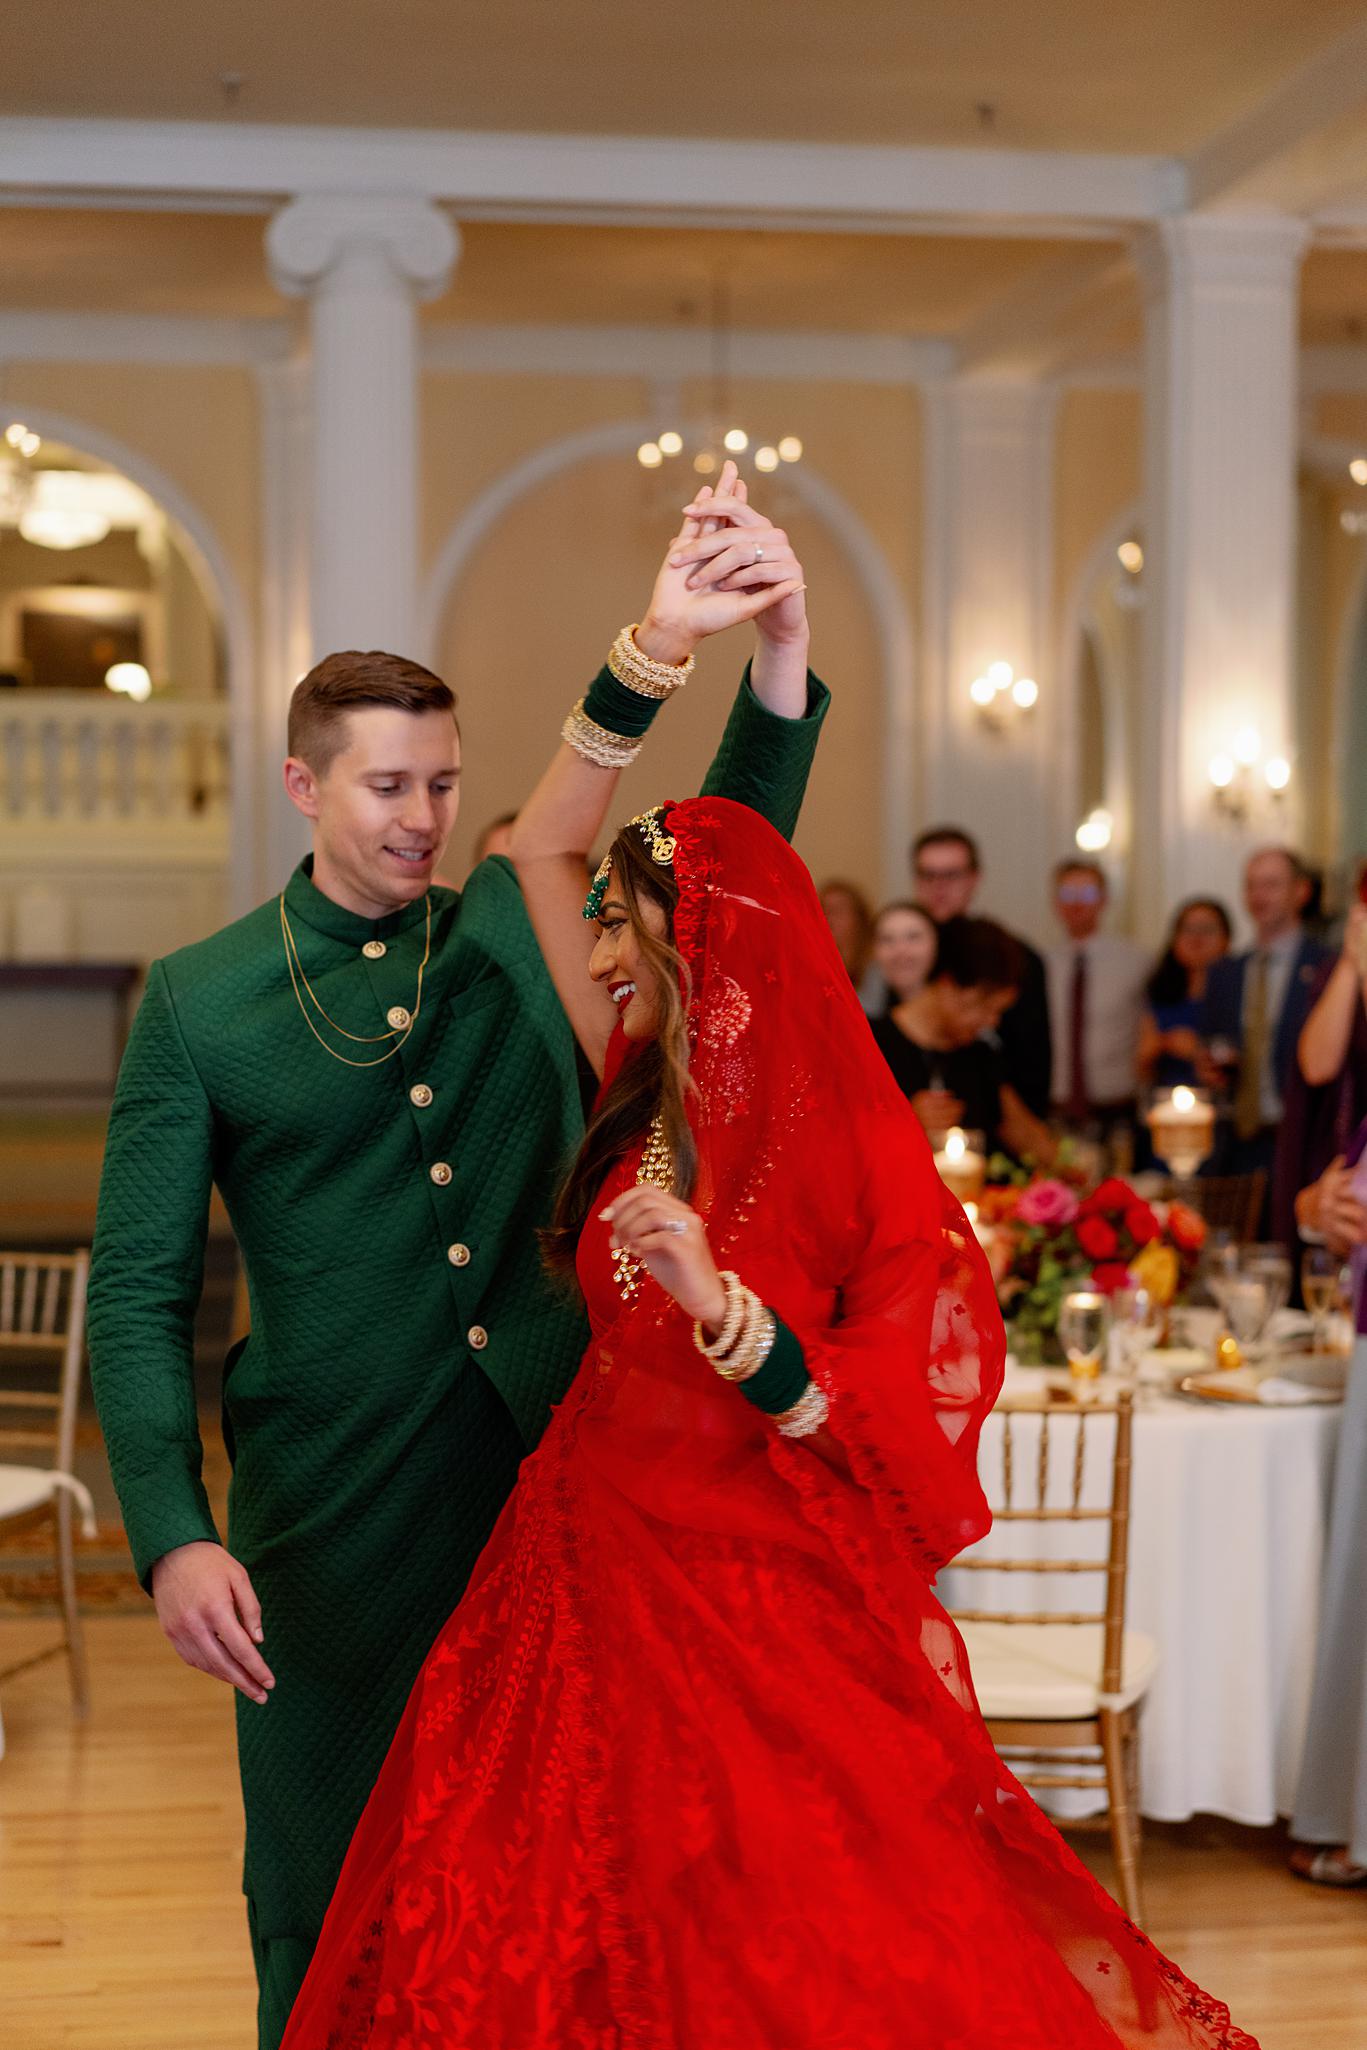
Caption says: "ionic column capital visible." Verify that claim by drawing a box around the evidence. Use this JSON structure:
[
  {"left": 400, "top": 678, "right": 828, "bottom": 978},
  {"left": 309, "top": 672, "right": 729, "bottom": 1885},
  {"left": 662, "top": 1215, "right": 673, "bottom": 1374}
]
[
  {"left": 1133, "top": 212, "right": 1310, "bottom": 305},
  {"left": 267, "top": 194, "right": 460, "bottom": 303}
]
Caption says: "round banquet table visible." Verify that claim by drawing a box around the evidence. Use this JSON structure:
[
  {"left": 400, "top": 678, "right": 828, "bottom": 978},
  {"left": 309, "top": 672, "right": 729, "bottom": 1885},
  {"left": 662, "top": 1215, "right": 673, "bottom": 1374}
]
[{"left": 936, "top": 1366, "right": 1343, "bottom": 1825}]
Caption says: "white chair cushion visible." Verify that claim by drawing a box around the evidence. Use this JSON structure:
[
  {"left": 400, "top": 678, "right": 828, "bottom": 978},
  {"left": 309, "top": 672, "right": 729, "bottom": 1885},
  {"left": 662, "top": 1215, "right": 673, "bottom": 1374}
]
[
  {"left": 958, "top": 1620, "right": 1160, "bottom": 1719},
  {"left": 0, "top": 1464, "right": 95, "bottom": 1533}
]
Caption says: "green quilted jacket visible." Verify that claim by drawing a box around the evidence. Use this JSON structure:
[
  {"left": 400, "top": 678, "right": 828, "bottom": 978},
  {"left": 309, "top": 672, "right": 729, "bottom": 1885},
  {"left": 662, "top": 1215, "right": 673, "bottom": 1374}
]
[{"left": 88, "top": 667, "right": 828, "bottom": 1941}]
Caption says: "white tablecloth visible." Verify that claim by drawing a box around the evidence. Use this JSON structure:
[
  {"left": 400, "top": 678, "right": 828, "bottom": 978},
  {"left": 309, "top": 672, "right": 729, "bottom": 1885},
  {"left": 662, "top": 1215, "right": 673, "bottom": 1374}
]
[{"left": 937, "top": 1371, "right": 1342, "bottom": 1825}]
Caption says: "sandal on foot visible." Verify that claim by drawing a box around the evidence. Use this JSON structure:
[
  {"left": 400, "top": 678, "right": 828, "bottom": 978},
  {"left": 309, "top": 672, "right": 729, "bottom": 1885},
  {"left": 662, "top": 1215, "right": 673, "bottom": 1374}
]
[{"left": 1290, "top": 1846, "right": 1367, "bottom": 1888}]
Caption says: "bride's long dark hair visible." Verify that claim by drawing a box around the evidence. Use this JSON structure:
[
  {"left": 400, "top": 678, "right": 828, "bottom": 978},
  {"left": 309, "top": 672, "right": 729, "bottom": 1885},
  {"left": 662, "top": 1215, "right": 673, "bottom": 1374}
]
[{"left": 541, "top": 826, "right": 699, "bottom": 1278}]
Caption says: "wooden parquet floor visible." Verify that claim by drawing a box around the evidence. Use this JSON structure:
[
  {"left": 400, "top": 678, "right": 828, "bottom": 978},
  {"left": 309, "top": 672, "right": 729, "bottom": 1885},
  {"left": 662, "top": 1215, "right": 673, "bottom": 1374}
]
[{"left": 2, "top": 1617, "right": 1364, "bottom": 2049}]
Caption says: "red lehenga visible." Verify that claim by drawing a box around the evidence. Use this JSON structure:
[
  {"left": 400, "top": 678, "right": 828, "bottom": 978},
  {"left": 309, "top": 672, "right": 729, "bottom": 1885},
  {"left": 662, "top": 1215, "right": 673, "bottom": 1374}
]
[{"left": 282, "top": 799, "right": 1258, "bottom": 2050}]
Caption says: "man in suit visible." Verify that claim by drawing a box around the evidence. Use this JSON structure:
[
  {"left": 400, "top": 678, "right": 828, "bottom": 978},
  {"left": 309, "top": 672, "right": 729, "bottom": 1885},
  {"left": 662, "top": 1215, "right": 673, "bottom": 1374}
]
[
  {"left": 911, "top": 825, "right": 1053, "bottom": 1120},
  {"left": 1200, "top": 846, "right": 1332, "bottom": 1182}
]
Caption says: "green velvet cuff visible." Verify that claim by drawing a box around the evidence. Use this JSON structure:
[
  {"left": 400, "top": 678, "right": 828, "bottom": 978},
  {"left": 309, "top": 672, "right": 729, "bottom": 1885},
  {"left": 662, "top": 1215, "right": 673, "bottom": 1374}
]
[
  {"left": 736, "top": 1314, "right": 810, "bottom": 1417},
  {"left": 582, "top": 664, "right": 666, "bottom": 740}
]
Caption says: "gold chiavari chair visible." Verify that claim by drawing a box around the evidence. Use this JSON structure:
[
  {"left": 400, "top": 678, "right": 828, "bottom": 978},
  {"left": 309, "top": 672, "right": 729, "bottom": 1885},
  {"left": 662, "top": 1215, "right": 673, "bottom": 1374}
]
[
  {"left": 947, "top": 1388, "right": 1156, "bottom": 1923},
  {"left": 0, "top": 1249, "right": 96, "bottom": 1718}
]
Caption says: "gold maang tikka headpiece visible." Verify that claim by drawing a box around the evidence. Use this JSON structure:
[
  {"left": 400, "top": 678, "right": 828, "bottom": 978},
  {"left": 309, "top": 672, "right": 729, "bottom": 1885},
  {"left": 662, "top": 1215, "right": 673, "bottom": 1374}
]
[{"left": 583, "top": 806, "right": 677, "bottom": 920}]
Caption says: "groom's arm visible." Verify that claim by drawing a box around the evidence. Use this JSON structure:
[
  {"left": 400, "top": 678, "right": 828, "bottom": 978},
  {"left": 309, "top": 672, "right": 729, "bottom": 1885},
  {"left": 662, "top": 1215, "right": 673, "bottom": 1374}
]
[{"left": 88, "top": 959, "right": 221, "bottom": 1587}]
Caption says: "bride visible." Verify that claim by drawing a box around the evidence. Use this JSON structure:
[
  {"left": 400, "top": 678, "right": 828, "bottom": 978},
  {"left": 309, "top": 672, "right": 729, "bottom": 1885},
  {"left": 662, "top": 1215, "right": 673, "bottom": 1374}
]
[{"left": 281, "top": 483, "right": 1258, "bottom": 2049}]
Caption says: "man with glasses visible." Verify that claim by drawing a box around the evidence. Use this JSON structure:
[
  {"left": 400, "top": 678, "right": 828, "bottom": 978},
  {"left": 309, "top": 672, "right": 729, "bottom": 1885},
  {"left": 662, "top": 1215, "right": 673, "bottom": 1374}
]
[
  {"left": 910, "top": 826, "right": 1052, "bottom": 1122},
  {"left": 1045, "top": 859, "right": 1147, "bottom": 1140}
]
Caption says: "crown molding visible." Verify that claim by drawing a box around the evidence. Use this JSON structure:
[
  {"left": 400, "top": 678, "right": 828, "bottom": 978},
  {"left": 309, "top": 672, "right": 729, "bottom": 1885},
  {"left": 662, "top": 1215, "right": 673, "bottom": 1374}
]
[{"left": 0, "top": 118, "right": 1184, "bottom": 231}]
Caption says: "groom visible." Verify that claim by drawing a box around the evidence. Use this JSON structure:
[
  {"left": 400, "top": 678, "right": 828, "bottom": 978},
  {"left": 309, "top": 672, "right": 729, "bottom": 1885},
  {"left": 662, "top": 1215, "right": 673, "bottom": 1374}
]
[{"left": 87, "top": 483, "right": 825, "bottom": 2047}]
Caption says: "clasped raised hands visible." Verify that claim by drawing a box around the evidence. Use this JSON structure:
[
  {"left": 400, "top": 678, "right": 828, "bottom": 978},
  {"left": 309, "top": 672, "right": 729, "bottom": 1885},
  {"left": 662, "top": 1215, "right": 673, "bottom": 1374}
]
[{"left": 635, "top": 458, "right": 807, "bottom": 667}]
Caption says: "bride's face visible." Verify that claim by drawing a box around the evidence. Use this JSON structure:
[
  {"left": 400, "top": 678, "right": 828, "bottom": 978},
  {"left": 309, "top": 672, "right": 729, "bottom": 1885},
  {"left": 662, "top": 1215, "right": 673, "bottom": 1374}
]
[{"left": 589, "top": 866, "right": 669, "bottom": 1041}]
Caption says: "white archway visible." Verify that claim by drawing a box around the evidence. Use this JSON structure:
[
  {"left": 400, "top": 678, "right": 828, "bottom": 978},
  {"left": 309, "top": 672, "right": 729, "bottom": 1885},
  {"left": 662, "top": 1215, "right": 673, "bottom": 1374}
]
[
  {"left": 2, "top": 403, "right": 258, "bottom": 910},
  {"left": 418, "top": 419, "right": 917, "bottom": 891}
]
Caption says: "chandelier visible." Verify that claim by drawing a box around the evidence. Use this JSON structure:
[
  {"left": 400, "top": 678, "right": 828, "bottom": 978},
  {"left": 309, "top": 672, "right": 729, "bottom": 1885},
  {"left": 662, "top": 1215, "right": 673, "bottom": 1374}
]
[{"left": 634, "top": 274, "right": 803, "bottom": 482}]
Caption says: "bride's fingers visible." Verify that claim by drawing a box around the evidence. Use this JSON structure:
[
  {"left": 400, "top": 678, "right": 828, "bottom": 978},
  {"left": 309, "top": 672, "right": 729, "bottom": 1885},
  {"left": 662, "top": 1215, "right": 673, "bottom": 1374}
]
[
  {"left": 669, "top": 525, "right": 780, "bottom": 571},
  {"left": 685, "top": 537, "right": 786, "bottom": 589},
  {"left": 678, "top": 492, "right": 766, "bottom": 530},
  {"left": 714, "top": 557, "right": 801, "bottom": 592}
]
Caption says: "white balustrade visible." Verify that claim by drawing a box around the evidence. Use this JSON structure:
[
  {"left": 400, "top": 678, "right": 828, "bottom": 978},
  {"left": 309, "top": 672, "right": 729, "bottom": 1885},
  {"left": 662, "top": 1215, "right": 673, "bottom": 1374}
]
[{"left": 0, "top": 693, "right": 230, "bottom": 827}]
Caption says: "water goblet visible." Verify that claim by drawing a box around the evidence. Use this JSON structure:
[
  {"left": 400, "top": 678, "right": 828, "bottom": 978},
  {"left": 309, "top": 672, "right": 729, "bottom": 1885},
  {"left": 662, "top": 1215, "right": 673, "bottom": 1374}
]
[{"left": 1059, "top": 1290, "right": 1110, "bottom": 1404}]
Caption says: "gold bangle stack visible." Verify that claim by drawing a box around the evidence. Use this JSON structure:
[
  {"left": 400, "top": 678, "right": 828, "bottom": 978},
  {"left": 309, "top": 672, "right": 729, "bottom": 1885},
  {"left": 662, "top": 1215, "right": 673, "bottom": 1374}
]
[
  {"left": 562, "top": 698, "right": 644, "bottom": 770},
  {"left": 693, "top": 1272, "right": 777, "bottom": 1385},
  {"left": 608, "top": 623, "right": 695, "bottom": 700},
  {"left": 774, "top": 1383, "right": 830, "bottom": 1439}
]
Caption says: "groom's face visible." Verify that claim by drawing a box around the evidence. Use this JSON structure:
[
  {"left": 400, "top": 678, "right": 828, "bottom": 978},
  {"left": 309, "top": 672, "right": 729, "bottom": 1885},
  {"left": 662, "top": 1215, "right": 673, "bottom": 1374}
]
[{"left": 289, "top": 706, "right": 462, "bottom": 918}]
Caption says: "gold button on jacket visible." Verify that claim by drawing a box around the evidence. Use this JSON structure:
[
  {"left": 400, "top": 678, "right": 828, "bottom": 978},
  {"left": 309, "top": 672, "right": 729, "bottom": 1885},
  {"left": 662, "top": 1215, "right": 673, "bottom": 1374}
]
[
  {"left": 387, "top": 1004, "right": 412, "bottom": 1030},
  {"left": 362, "top": 940, "right": 387, "bottom": 960},
  {"left": 429, "top": 1161, "right": 453, "bottom": 1186},
  {"left": 467, "top": 1325, "right": 489, "bottom": 1350},
  {"left": 448, "top": 1242, "right": 471, "bottom": 1267},
  {"left": 409, "top": 1083, "right": 433, "bottom": 1108}
]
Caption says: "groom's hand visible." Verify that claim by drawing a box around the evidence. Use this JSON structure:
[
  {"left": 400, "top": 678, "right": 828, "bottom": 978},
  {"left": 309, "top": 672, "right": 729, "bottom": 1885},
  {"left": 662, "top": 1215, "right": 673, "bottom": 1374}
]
[{"left": 151, "top": 1539, "right": 275, "bottom": 1706}]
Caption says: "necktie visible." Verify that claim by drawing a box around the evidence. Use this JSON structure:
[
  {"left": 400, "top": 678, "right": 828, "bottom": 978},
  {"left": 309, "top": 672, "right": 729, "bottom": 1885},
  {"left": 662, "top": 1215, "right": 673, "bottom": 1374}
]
[
  {"left": 1234, "top": 953, "right": 1269, "bottom": 1142},
  {"left": 1066, "top": 950, "right": 1089, "bottom": 1125}
]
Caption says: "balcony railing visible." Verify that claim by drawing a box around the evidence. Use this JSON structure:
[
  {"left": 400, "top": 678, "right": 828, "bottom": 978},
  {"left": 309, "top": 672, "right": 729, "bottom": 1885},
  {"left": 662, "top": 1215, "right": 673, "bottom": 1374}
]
[{"left": 0, "top": 692, "right": 229, "bottom": 825}]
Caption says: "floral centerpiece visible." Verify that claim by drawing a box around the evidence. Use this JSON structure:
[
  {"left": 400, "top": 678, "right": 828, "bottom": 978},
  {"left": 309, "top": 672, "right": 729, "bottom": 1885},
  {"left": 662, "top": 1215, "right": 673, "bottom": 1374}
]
[{"left": 980, "top": 1170, "right": 1207, "bottom": 1363}]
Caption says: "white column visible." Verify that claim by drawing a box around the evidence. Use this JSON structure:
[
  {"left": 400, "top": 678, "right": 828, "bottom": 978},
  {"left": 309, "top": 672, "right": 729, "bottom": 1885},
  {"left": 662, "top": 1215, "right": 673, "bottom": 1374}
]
[
  {"left": 920, "top": 376, "right": 1058, "bottom": 942},
  {"left": 267, "top": 196, "right": 459, "bottom": 659},
  {"left": 1135, "top": 214, "right": 1308, "bottom": 939},
  {"left": 250, "top": 354, "right": 313, "bottom": 902}
]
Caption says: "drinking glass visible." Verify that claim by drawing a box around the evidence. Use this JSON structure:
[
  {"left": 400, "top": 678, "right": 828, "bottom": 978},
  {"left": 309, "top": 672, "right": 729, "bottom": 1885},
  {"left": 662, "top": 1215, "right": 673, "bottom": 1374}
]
[
  {"left": 1110, "top": 1283, "right": 1160, "bottom": 1384},
  {"left": 1243, "top": 1244, "right": 1293, "bottom": 1344},
  {"left": 1222, "top": 1273, "right": 1271, "bottom": 1356},
  {"left": 1302, "top": 1246, "right": 1344, "bottom": 1354},
  {"left": 1059, "top": 1290, "right": 1110, "bottom": 1403}
]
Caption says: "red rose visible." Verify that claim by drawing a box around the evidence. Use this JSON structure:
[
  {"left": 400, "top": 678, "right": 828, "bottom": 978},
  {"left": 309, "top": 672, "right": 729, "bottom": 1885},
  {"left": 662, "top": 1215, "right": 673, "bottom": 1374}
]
[
  {"left": 1091, "top": 1261, "right": 1133, "bottom": 1296},
  {"left": 1167, "top": 1201, "right": 1207, "bottom": 1254},
  {"left": 1080, "top": 1177, "right": 1136, "bottom": 1218},
  {"left": 1076, "top": 1216, "right": 1120, "bottom": 1261},
  {"left": 1124, "top": 1204, "right": 1161, "bottom": 1246}
]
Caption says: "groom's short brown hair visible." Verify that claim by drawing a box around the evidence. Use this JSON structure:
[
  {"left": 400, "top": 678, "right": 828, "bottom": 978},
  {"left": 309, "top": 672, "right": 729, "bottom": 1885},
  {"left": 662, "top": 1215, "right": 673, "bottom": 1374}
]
[{"left": 288, "top": 650, "right": 458, "bottom": 773}]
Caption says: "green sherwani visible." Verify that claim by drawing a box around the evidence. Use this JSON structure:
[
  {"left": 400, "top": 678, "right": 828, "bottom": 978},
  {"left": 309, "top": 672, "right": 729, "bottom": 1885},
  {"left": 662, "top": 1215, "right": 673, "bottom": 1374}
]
[{"left": 87, "top": 670, "right": 827, "bottom": 2047}]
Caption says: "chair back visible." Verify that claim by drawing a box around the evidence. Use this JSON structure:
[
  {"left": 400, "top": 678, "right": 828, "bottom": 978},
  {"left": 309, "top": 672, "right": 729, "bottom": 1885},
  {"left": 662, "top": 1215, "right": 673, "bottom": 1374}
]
[
  {"left": 1193, "top": 1172, "right": 1266, "bottom": 1245},
  {"left": 947, "top": 1388, "right": 1134, "bottom": 1696},
  {"left": 0, "top": 1250, "right": 90, "bottom": 1480}
]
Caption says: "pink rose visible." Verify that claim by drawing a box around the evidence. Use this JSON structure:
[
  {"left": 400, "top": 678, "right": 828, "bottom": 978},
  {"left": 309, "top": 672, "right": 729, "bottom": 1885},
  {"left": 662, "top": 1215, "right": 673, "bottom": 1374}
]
[{"left": 1015, "top": 1179, "right": 1080, "bottom": 1229}]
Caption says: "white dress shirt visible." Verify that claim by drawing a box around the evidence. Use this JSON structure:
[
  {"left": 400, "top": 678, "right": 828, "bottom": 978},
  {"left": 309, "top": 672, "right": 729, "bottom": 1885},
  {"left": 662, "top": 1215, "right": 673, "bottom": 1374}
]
[{"left": 1046, "top": 931, "right": 1150, "bottom": 1109}]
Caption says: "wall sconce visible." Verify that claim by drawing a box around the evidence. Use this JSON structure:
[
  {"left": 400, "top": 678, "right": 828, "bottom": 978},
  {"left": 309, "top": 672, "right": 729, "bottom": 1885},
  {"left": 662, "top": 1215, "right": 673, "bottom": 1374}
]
[
  {"left": 969, "top": 661, "right": 1038, "bottom": 730},
  {"left": 1075, "top": 808, "right": 1113, "bottom": 852},
  {"left": 1208, "top": 727, "right": 1291, "bottom": 822}
]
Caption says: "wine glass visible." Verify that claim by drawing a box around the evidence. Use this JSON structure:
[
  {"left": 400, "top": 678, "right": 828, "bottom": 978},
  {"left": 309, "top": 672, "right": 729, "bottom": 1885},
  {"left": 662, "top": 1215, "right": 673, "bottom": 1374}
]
[
  {"left": 1221, "top": 1273, "right": 1271, "bottom": 1359},
  {"left": 1059, "top": 1290, "right": 1110, "bottom": 1403},
  {"left": 1243, "top": 1244, "right": 1293, "bottom": 1351},
  {"left": 1302, "top": 1246, "right": 1344, "bottom": 1354},
  {"left": 1110, "top": 1283, "right": 1161, "bottom": 1385}
]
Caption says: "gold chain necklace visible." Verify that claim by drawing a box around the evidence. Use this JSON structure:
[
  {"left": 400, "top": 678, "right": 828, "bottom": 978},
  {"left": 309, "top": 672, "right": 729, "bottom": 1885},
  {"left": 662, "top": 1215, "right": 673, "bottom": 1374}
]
[
  {"left": 612, "top": 1113, "right": 674, "bottom": 1302},
  {"left": 279, "top": 893, "right": 432, "bottom": 1069}
]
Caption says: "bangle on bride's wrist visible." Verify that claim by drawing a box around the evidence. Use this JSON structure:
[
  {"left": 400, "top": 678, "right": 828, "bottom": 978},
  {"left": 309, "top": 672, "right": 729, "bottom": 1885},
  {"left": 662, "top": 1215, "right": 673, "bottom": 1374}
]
[
  {"left": 694, "top": 1271, "right": 747, "bottom": 1364},
  {"left": 717, "top": 1295, "right": 775, "bottom": 1385},
  {"left": 609, "top": 622, "right": 695, "bottom": 701},
  {"left": 562, "top": 698, "right": 644, "bottom": 770},
  {"left": 774, "top": 1382, "right": 830, "bottom": 1439}
]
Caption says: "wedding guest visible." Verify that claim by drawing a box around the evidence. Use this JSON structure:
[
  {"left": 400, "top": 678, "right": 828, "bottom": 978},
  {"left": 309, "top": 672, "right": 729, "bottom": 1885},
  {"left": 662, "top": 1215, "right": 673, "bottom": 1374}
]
[
  {"left": 870, "top": 900, "right": 937, "bottom": 1013},
  {"left": 819, "top": 877, "right": 882, "bottom": 1013},
  {"left": 1271, "top": 900, "right": 1367, "bottom": 1264},
  {"left": 911, "top": 826, "right": 1053, "bottom": 1119},
  {"left": 1045, "top": 860, "right": 1147, "bottom": 1138},
  {"left": 870, "top": 914, "right": 1054, "bottom": 1163},
  {"left": 1200, "top": 846, "right": 1331, "bottom": 1180},
  {"left": 1289, "top": 1126, "right": 1367, "bottom": 1889},
  {"left": 1137, "top": 897, "right": 1233, "bottom": 1089}
]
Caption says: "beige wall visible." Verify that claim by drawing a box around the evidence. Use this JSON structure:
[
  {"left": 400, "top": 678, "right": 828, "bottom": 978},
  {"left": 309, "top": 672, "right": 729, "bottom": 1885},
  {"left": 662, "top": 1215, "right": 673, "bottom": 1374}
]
[
  {"left": 1052, "top": 387, "right": 1142, "bottom": 634},
  {"left": 422, "top": 371, "right": 920, "bottom": 899}
]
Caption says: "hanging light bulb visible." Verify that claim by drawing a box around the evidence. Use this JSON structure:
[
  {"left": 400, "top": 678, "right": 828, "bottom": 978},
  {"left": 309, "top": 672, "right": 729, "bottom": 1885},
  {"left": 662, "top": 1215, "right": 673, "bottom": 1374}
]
[
  {"left": 777, "top": 436, "right": 803, "bottom": 464},
  {"left": 657, "top": 431, "right": 683, "bottom": 457},
  {"left": 637, "top": 441, "right": 663, "bottom": 470},
  {"left": 754, "top": 446, "right": 780, "bottom": 473},
  {"left": 4, "top": 423, "right": 29, "bottom": 450},
  {"left": 723, "top": 428, "right": 748, "bottom": 453},
  {"left": 692, "top": 450, "right": 717, "bottom": 475},
  {"left": 1264, "top": 756, "right": 1291, "bottom": 792},
  {"left": 1011, "top": 677, "right": 1039, "bottom": 709}
]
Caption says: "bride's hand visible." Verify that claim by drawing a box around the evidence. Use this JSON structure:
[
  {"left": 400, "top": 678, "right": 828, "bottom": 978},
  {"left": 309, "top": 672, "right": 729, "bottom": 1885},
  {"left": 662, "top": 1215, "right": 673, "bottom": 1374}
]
[
  {"left": 634, "top": 459, "right": 805, "bottom": 669},
  {"left": 598, "top": 1186, "right": 727, "bottom": 1328}
]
